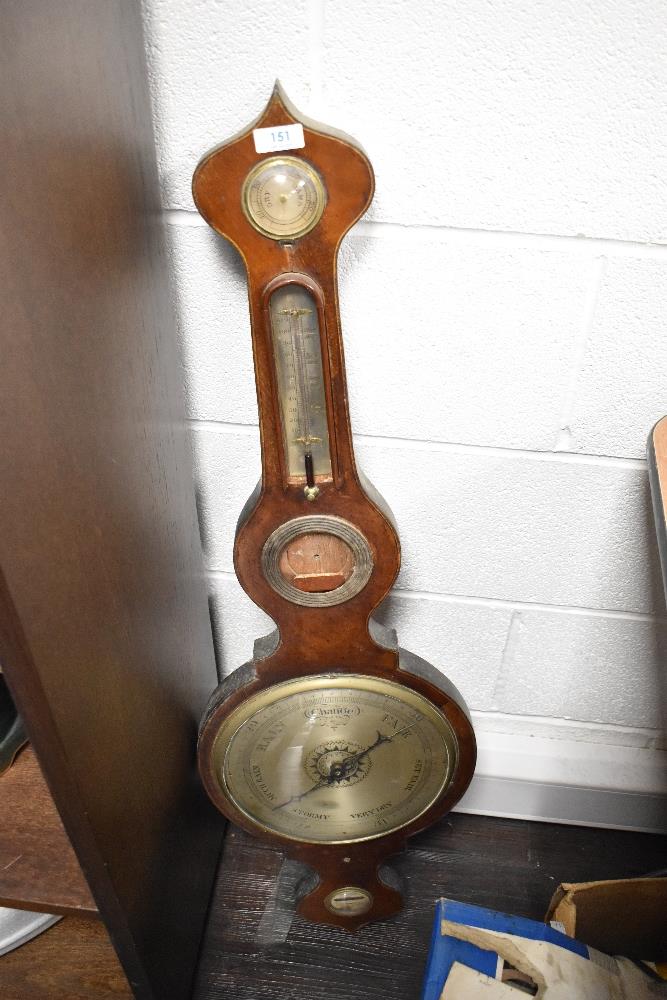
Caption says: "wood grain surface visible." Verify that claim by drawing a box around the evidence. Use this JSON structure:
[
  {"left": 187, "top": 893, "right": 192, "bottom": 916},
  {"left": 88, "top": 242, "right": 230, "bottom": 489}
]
[
  {"left": 0, "top": 916, "right": 132, "bottom": 1000},
  {"left": 0, "top": 3, "right": 222, "bottom": 997},
  {"left": 0, "top": 748, "right": 96, "bottom": 916},
  {"left": 193, "top": 815, "right": 667, "bottom": 1000},
  {"left": 278, "top": 534, "right": 355, "bottom": 592}
]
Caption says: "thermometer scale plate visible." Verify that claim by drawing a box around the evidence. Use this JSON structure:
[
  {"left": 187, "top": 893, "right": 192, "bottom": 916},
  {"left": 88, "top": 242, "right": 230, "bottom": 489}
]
[{"left": 268, "top": 282, "right": 332, "bottom": 480}]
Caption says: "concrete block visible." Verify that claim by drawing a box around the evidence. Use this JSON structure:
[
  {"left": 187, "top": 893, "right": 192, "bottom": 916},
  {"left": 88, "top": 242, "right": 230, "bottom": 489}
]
[
  {"left": 496, "top": 610, "right": 667, "bottom": 729},
  {"left": 354, "top": 438, "right": 660, "bottom": 614},
  {"left": 568, "top": 258, "right": 667, "bottom": 458},
  {"left": 205, "top": 564, "right": 667, "bottom": 735},
  {"left": 141, "top": 0, "right": 311, "bottom": 207},
  {"left": 321, "top": 0, "right": 667, "bottom": 241},
  {"left": 192, "top": 426, "right": 261, "bottom": 571},
  {"left": 207, "top": 575, "right": 510, "bottom": 711},
  {"left": 209, "top": 575, "right": 511, "bottom": 710},
  {"left": 168, "top": 225, "right": 257, "bottom": 422},
  {"left": 192, "top": 427, "right": 662, "bottom": 613},
  {"left": 169, "top": 223, "right": 591, "bottom": 450},
  {"left": 376, "top": 593, "right": 510, "bottom": 711},
  {"left": 339, "top": 233, "right": 591, "bottom": 449},
  {"left": 208, "top": 573, "right": 274, "bottom": 678}
]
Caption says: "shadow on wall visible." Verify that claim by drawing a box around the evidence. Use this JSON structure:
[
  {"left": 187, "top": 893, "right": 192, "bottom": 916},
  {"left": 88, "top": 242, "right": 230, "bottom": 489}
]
[
  {"left": 208, "top": 593, "right": 224, "bottom": 684},
  {"left": 210, "top": 228, "right": 247, "bottom": 281}
]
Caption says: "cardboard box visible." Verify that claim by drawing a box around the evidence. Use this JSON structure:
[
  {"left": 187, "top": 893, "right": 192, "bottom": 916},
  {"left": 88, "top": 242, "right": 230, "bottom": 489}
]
[
  {"left": 546, "top": 878, "right": 667, "bottom": 962},
  {"left": 422, "top": 898, "right": 667, "bottom": 999}
]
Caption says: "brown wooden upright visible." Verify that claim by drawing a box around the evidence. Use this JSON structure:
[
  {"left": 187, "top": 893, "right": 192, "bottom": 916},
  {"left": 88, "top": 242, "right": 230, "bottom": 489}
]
[{"left": 0, "top": 2, "right": 222, "bottom": 998}]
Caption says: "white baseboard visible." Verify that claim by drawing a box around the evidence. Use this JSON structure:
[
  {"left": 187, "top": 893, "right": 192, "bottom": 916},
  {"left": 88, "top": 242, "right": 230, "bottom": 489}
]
[{"left": 454, "top": 715, "right": 667, "bottom": 834}]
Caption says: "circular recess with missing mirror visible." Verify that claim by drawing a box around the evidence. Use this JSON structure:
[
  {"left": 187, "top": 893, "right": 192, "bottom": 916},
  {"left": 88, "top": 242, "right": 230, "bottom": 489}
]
[
  {"left": 262, "top": 516, "right": 373, "bottom": 607},
  {"left": 278, "top": 533, "right": 355, "bottom": 594}
]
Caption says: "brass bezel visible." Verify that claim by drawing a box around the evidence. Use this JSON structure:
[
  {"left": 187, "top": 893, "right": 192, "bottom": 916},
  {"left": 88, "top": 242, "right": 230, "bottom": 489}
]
[
  {"left": 324, "top": 886, "right": 373, "bottom": 916},
  {"left": 261, "top": 515, "right": 373, "bottom": 607},
  {"left": 241, "top": 155, "right": 327, "bottom": 240},
  {"left": 209, "top": 673, "right": 460, "bottom": 845}
]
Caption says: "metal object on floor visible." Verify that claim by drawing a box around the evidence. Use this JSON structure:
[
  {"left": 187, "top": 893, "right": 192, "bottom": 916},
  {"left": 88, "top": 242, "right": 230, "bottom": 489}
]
[{"left": 0, "top": 907, "right": 61, "bottom": 958}]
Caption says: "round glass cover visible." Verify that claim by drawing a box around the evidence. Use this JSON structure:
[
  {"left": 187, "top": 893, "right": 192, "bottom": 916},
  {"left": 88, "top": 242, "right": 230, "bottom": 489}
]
[
  {"left": 242, "top": 156, "right": 326, "bottom": 239},
  {"left": 210, "top": 674, "right": 458, "bottom": 844}
]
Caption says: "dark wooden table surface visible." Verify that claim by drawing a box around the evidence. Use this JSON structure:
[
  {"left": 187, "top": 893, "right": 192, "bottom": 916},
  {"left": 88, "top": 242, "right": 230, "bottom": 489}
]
[{"left": 193, "top": 813, "right": 667, "bottom": 1000}]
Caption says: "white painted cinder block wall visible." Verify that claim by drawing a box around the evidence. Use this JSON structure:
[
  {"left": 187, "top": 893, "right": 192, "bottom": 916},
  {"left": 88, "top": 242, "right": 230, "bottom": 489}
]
[{"left": 141, "top": 0, "right": 667, "bottom": 831}]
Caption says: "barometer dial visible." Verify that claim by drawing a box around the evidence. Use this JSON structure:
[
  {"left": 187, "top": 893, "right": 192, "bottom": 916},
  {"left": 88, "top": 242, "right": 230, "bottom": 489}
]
[
  {"left": 242, "top": 156, "right": 326, "bottom": 239},
  {"left": 208, "top": 674, "right": 459, "bottom": 844}
]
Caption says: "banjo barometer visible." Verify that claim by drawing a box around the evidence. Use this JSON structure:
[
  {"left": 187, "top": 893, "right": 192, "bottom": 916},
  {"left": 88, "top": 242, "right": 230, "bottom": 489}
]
[{"left": 194, "top": 84, "right": 476, "bottom": 930}]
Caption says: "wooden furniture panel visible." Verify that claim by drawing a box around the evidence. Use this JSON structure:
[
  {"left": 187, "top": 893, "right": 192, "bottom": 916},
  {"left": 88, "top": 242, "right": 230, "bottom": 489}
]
[
  {"left": 0, "top": 749, "right": 95, "bottom": 916},
  {"left": 0, "top": 3, "right": 223, "bottom": 997},
  {"left": 0, "top": 917, "right": 132, "bottom": 1000}
]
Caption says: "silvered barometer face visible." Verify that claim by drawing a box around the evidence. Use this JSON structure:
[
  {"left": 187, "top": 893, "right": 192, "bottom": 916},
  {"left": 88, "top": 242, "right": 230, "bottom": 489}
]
[
  {"left": 241, "top": 156, "right": 326, "bottom": 239},
  {"left": 210, "top": 674, "right": 458, "bottom": 844}
]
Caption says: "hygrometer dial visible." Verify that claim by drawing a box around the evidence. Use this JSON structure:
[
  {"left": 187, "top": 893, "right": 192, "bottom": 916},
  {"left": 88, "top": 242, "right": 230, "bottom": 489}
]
[
  {"left": 242, "top": 156, "right": 326, "bottom": 240},
  {"left": 207, "top": 674, "right": 459, "bottom": 845}
]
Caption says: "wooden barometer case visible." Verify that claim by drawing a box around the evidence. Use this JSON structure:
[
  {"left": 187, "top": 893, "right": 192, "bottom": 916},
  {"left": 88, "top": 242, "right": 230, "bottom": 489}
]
[{"left": 194, "top": 84, "right": 476, "bottom": 931}]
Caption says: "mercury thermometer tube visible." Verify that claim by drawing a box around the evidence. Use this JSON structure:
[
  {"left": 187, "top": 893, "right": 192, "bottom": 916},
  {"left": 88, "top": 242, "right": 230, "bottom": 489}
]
[{"left": 269, "top": 284, "right": 332, "bottom": 481}]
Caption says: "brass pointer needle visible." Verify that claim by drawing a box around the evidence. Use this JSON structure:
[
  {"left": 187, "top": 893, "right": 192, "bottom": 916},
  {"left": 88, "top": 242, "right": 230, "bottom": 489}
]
[
  {"left": 273, "top": 721, "right": 421, "bottom": 810},
  {"left": 271, "top": 776, "right": 328, "bottom": 812},
  {"left": 271, "top": 757, "right": 345, "bottom": 812},
  {"left": 328, "top": 721, "right": 420, "bottom": 782}
]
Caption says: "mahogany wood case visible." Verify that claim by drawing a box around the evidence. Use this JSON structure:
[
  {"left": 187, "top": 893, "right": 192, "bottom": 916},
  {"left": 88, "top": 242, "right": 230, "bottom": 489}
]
[{"left": 193, "top": 85, "right": 476, "bottom": 931}]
